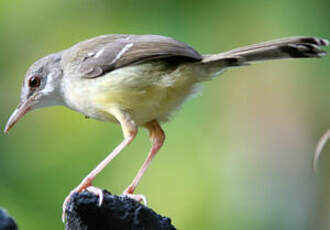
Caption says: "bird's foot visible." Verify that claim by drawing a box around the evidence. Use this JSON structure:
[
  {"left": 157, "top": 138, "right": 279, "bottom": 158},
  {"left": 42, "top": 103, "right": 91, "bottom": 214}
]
[
  {"left": 122, "top": 188, "right": 148, "bottom": 205},
  {"left": 61, "top": 179, "right": 103, "bottom": 223}
]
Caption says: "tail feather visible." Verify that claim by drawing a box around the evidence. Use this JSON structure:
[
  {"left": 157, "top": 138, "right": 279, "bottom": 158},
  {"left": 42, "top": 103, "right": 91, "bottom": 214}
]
[{"left": 201, "top": 36, "right": 329, "bottom": 69}]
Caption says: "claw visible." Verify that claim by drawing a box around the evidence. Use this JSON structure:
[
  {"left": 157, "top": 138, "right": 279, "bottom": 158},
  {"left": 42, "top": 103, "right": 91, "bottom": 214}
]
[
  {"left": 122, "top": 193, "right": 148, "bottom": 206},
  {"left": 86, "top": 186, "right": 104, "bottom": 206},
  {"left": 62, "top": 189, "right": 77, "bottom": 223},
  {"left": 61, "top": 186, "right": 104, "bottom": 223}
]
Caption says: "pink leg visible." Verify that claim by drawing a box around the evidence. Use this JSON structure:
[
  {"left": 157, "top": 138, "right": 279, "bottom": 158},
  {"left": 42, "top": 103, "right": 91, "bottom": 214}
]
[
  {"left": 123, "top": 120, "right": 165, "bottom": 200},
  {"left": 62, "top": 111, "right": 137, "bottom": 222},
  {"left": 76, "top": 134, "right": 136, "bottom": 192}
]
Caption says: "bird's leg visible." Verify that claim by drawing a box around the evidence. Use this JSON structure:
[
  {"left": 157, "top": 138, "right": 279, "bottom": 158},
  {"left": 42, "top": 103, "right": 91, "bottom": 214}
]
[
  {"left": 62, "top": 110, "right": 137, "bottom": 222},
  {"left": 123, "top": 120, "right": 165, "bottom": 204}
]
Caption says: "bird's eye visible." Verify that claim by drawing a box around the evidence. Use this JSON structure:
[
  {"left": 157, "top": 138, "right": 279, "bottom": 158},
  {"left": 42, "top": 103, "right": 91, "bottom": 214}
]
[{"left": 28, "top": 75, "right": 41, "bottom": 88}]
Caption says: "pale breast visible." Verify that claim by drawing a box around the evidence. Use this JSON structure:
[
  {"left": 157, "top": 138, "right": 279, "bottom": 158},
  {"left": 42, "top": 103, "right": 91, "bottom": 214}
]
[{"left": 63, "top": 61, "right": 202, "bottom": 125}]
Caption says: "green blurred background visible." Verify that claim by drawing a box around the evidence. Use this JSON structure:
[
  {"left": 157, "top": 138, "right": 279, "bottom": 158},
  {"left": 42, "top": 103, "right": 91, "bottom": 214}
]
[{"left": 0, "top": 0, "right": 329, "bottom": 229}]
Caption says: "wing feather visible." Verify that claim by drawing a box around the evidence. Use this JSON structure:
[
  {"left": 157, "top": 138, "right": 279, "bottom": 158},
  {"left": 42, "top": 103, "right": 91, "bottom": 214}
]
[{"left": 64, "top": 34, "right": 202, "bottom": 78}]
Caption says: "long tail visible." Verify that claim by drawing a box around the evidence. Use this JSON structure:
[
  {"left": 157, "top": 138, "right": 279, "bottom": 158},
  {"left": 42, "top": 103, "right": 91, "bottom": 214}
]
[{"left": 199, "top": 36, "right": 328, "bottom": 76}]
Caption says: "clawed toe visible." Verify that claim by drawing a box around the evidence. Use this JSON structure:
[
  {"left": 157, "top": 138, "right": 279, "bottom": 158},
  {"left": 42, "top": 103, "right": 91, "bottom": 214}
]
[
  {"left": 86, "top": 186, "right": 104, "bottom": 206},
  {"left": 123, "top": 193, "right": 148, "bottom": 206},
  {"left": 62, "top": 189, "right": 77, "bottom": 223},
  {"left": 61, "top": 186, "right": 104, "bottom": 223}
]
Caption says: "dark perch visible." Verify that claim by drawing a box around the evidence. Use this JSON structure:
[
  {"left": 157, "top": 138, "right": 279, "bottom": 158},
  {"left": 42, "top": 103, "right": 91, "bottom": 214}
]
[
  {"left": 0, "top": 209, "right": 18, "bottom": 230},
  {"left": 65, "top": 190, "right": 177, "bottom": 230}
]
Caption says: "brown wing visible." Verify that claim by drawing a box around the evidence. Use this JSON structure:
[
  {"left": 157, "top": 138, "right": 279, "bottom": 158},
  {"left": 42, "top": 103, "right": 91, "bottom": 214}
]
[{"left": 65, "top": 34, "right": 202, "bottom": 78}]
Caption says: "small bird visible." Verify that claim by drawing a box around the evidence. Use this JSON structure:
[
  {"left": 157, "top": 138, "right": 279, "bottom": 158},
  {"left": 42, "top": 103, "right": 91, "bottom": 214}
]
[{"left": 4, "top": 34, "right": 328, "bottom": 219}]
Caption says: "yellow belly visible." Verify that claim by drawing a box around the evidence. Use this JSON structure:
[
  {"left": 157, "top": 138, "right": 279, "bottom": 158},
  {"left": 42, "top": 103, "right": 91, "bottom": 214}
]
[
  {"left": 64, "top": 61, "right": 202, "bottom": 125},
  {"left": 94, "top": 82, "right": 200, "bottom": 125}
]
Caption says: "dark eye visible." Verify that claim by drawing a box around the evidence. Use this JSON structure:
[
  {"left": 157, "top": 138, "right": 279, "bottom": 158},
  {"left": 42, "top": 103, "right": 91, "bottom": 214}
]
[{"left": 28, "top": 75, "right": 41, "bottom": 88}]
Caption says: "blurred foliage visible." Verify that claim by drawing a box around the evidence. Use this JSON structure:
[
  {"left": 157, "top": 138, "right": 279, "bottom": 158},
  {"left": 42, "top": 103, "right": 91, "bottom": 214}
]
[{"left": 0, "top": 0, "right": 329, "bottom": 229}]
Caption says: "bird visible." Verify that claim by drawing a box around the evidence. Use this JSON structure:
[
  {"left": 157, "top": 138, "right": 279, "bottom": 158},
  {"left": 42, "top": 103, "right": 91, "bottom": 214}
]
[{"left": 4, "top": 34, "right": 328, "bottom": 220}]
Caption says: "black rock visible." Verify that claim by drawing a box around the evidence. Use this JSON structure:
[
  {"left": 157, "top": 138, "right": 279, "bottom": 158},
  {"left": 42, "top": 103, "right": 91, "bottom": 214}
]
[
  {"left": 65, "top": 190, "right": 177, "bottom": 230},
  {"left": 0, "top": 209, "right": 18, "bottom": 230}
]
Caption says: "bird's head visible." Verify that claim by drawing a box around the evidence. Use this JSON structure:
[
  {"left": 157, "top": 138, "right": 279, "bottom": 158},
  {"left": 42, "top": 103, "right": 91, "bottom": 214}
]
[{"left": 4, "top": 52, "right": 64, "bottom": 133}]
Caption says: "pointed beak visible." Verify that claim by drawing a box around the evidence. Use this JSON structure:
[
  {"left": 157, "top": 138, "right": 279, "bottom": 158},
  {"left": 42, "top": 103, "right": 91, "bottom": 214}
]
[{"left": 4, "top": 96, "right": 37, "bottom": 134}]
